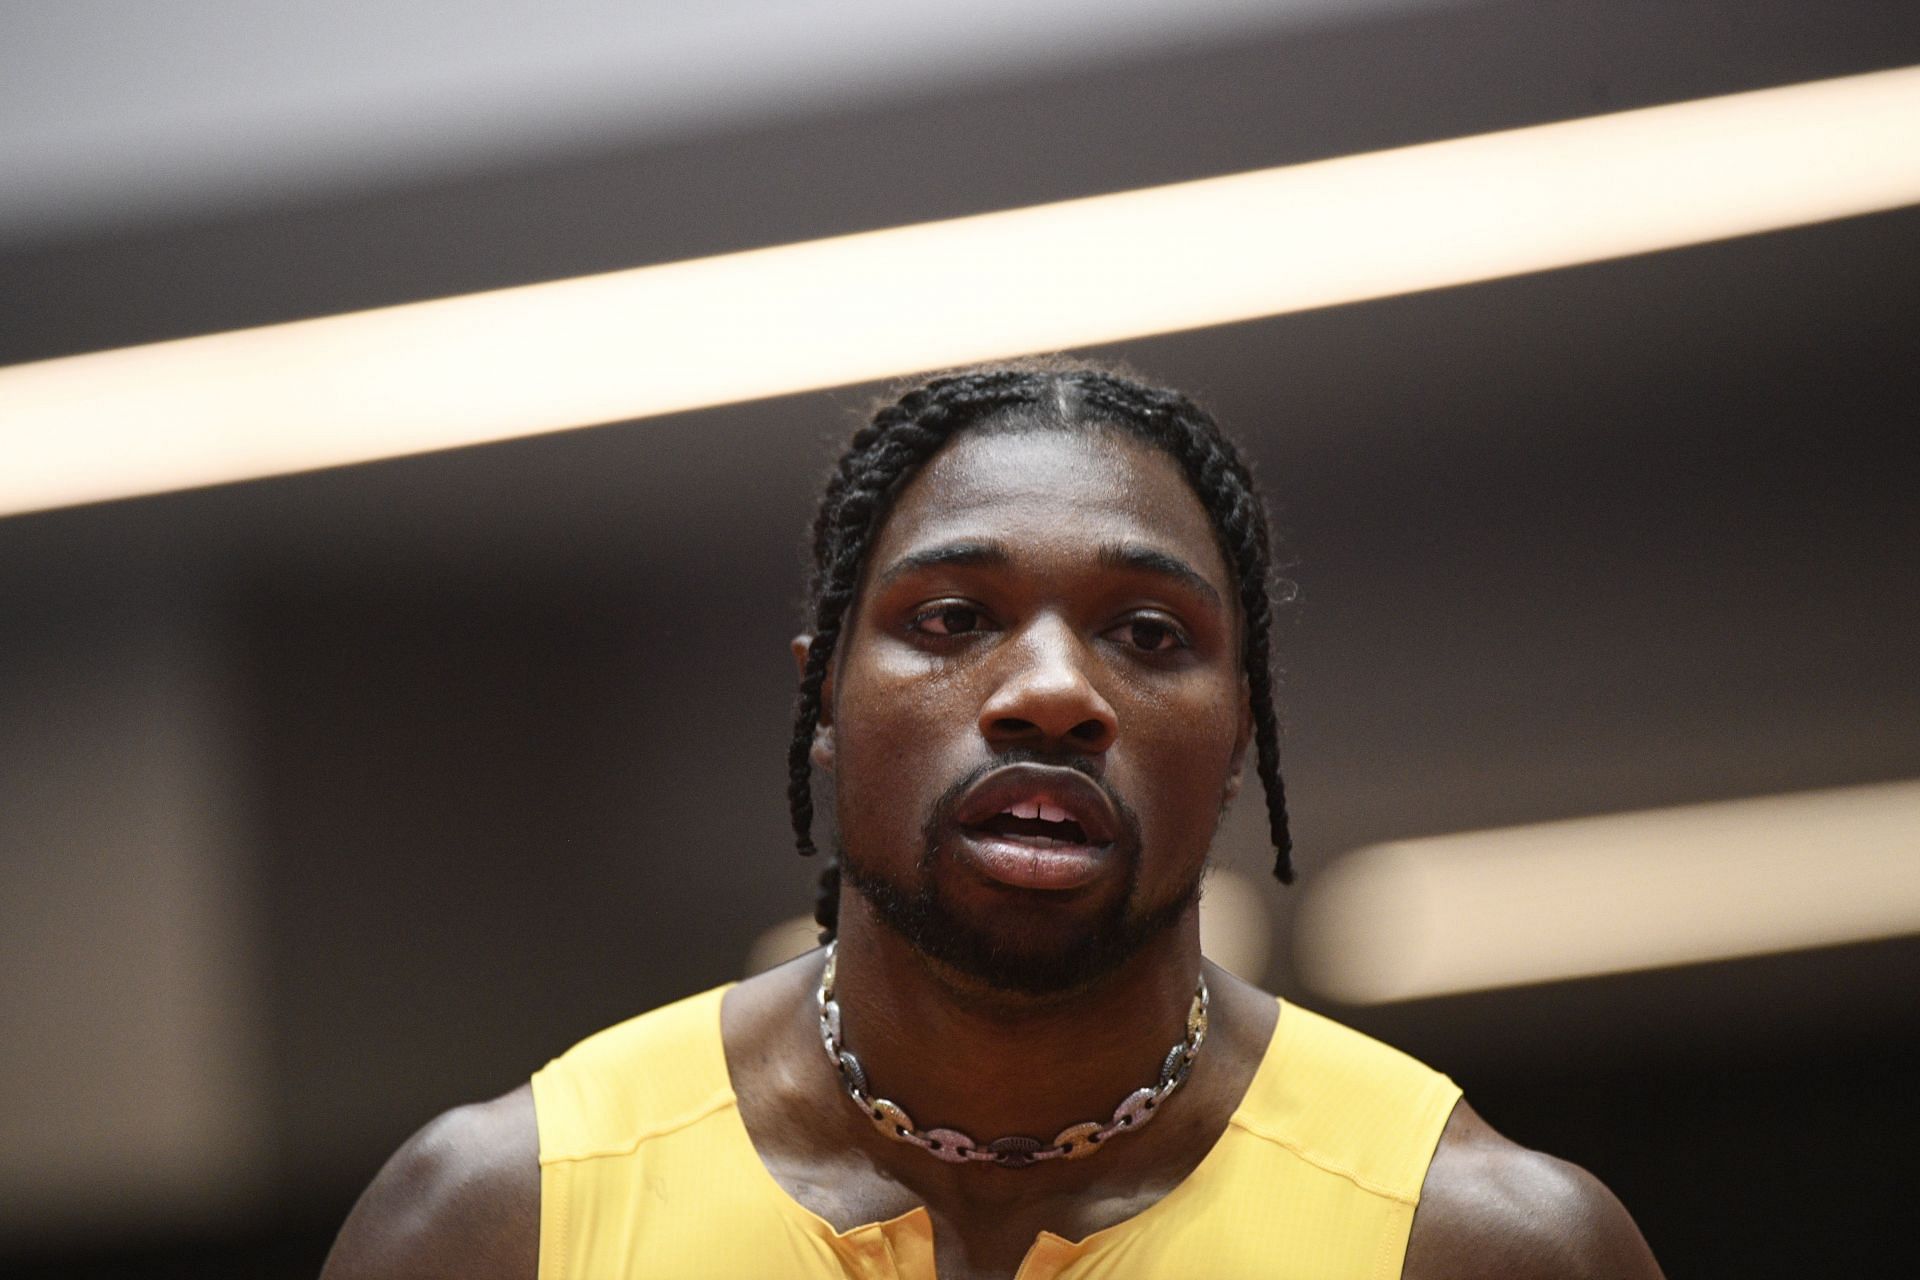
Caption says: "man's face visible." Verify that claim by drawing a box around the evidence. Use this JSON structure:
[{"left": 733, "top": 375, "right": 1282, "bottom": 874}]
[{"left": 819, "top": 425, "right": 1250, "bottom": 994}]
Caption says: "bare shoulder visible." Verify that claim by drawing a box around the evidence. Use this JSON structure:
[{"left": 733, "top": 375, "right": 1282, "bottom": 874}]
[
  {"left": 321, "top": 1084, "right": 539, "bottom": 1280},
  {"left": 1403, "top": 1100, "right": 1665, "bottom": 1280}
]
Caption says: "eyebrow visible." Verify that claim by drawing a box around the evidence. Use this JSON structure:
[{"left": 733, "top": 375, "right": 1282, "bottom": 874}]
[
  {"left": 872, "top": 540, "right": 1012, "bottom": 589},
  {"left": 873, "top": 538, "right": 1225, "bottom": 610},
  {"left": 1096, "top": 542, "right": 1225, "bottom": 610}
]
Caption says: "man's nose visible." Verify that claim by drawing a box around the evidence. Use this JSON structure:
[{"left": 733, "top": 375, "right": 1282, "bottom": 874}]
[{"left": 978, "top": 617, "right": 1119, "bottom": 753}]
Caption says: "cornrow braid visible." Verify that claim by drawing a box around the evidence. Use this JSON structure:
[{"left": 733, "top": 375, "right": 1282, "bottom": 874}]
[{"left": 791, "top": 363, "right": 1294, "bottom": 940}]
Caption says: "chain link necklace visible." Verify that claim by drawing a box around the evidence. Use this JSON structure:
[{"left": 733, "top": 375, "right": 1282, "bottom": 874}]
[{"left": 815, "top": 942, "right": 1209, "bottom": 1168}]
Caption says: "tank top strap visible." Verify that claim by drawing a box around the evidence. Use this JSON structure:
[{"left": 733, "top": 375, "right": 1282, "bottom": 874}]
[
  {"left": 531, "top": 984, "right": 738, "bottom": 1164},
  {"left": 1232, "top": 999, "right": 1462, "bottom": 1205}
]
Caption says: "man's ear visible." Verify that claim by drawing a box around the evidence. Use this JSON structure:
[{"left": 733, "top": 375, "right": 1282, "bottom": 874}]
[
  {"left": 791, "top": 633, "right": 835, "bottom": 771},
  {"left": 1222, "top": 691, "right": 1253, "bottom": 806}
]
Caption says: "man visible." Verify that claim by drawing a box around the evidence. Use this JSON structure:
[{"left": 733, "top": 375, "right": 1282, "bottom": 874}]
[{"left": 323, "top": 363, "right": 1665, "bottom": 1279}]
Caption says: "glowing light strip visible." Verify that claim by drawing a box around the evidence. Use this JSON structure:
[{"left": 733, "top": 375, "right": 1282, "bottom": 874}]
[
  {"left": 3, "top": 64, "right": 1918, "bottom": 517},
  {"left": 1292, "top": 780, "right": 1920, "bottom": 1004}
]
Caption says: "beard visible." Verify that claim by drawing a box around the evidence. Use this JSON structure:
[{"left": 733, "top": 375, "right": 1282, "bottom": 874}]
[{"left": 836, "top": 756, "right": 1201, "bottom": 997}]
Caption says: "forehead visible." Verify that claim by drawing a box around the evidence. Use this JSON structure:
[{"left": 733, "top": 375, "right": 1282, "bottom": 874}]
[{"left": 866, "top": 426, "right": 1231, "bottom": 589}]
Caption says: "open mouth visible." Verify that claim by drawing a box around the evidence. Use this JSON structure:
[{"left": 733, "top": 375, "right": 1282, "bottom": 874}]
[
  {"left": 946, "top": 765, "right": 1125, "bottom": 891},
  {"left": 969, "top": 802, "right": 1093, "bottom": 847}
]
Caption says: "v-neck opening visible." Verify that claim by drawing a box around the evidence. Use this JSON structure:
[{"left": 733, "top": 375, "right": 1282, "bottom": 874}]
[{"left": 714, "top": 981, "right": 1288, "bottom": 1277}]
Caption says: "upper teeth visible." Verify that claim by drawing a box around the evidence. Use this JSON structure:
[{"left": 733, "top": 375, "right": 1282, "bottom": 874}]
[{"left": 1006, "top": 800, "right": 1072, "bottom": 823}]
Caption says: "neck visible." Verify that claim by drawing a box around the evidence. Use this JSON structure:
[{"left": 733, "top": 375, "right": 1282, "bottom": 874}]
[{"left": 824, "top": 897, "right": 1206, "bottom": 1144}]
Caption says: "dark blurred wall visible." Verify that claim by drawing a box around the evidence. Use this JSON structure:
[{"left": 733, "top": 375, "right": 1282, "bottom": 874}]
[
  {"left": 0, "top": 581, "right": 269, "bottom": 1241},
  {"left": 2, "top": 1, "right": 1917, "bottom": 1276}
]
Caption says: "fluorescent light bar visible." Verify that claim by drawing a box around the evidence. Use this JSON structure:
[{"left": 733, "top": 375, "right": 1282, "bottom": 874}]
[
  {"left": 1292, "top": 779, "right": 1920, "bottom": 1004},
  {"left": 4, "top": 65, "right": 1919, "bottom": 517},
  {"left": 1198, "top": 868, "right": 1276, "bottom": 983},
  {"left": 745, "top": 914, "right": 824, "bottom": 977}
]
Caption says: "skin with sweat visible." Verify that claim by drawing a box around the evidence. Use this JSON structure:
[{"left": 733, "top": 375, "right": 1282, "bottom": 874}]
[
  {"left": 318, "top": 427, "right": 1666, "bottom": 1280},
  {"left": 747, "top": 428, "right": 1267, "bottom": 1276}
]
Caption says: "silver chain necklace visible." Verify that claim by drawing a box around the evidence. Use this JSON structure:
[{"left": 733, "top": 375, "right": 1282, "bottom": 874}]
[{"left": 815, "top": 942, "right": 1209, "bottom": 1168}]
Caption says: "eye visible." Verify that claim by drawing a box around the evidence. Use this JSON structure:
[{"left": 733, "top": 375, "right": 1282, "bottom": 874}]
[
  {"left": 1109, "top": 614, "right": 1189, "bottom": 654},
  {"left": 908, "top": 602, "right": 991, "bottom": 637}
]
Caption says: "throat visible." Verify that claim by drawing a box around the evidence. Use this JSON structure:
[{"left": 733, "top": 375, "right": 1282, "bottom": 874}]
[{"left": 816, "top": 941, "right": 1210, "bottom": 1170}]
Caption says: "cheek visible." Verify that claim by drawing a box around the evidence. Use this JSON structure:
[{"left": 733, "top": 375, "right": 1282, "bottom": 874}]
[
  {"left": 1133, "top": 676, "right": 1242, "bottom": 756},
  {"left": 836, "top": 654, "right": 949, "bottom": 759},
  {"left": 1119, "top": 682, "right": 1245, "bottom": 823},
  {"left": 828, "top": 667, "right": 968, "bottom": 849},
  {"left": 835, "top": 631, "right": 982, "bottom": 756}
]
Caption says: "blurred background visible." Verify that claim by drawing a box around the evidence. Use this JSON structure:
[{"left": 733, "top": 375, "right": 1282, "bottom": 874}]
[{"left": 2, "top": 1, "right": 1917, "bottom": 1275}]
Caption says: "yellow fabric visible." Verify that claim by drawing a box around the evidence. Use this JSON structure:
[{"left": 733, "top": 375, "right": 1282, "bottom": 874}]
[{"left": 531, "top": 985, "right": 1461, "bottom": 1280}]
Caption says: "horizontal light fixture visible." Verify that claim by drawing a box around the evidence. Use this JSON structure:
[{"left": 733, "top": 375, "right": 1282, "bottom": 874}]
[
  {"left": 3, "top": 64, "right": 1919, "bottom": 518},
  {"left": 1292, "top": 779, "right": 1920, "bottom": 1004}
]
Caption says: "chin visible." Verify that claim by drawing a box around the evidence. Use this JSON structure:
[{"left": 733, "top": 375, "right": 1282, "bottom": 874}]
[{"left": 839, "top": 849, "right": 1198, "bottom": 998}]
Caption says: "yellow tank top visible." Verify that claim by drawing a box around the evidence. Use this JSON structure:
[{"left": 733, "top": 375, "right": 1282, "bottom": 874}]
[{"left": 531, "top": 984, "right": 1460, "bottom": 1279}]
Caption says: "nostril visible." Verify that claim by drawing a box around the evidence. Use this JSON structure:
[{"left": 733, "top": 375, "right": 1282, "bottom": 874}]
[{"left": 1069, "top": 719, "right": 1110, "bottom": 744}]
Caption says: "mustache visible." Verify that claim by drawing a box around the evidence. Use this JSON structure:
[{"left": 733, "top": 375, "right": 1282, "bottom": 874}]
[{"left": 919, "top": 749, "right": 1143, "bottom": 857}]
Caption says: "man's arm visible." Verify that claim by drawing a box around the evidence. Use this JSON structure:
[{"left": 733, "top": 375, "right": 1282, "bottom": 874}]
[
  {"left": 1404, "top": 1101, "right": 1665, "bottom": 1280},
  {"left": 320, "top": 1084, "right": 539, "bottom": 1280}
]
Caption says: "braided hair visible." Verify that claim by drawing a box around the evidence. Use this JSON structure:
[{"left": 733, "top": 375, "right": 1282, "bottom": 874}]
[{"left": 790, "top": 362, "right": 1293, "bottom": 938}]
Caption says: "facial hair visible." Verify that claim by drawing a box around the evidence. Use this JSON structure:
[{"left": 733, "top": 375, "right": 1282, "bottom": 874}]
[{"left": 836, "top": 753, "right": 1201, "bottom": 997}]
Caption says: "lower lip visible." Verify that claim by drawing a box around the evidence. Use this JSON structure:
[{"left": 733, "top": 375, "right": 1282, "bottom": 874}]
[{"left": 956, "top": 831, "right": 1113, "bottom": 891}]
